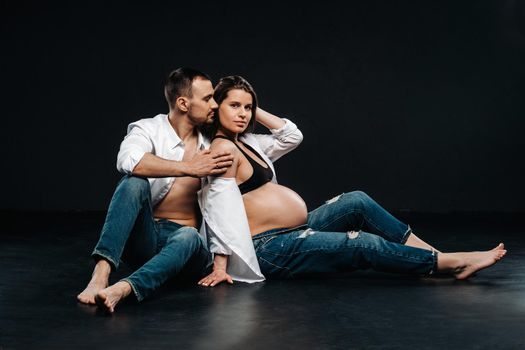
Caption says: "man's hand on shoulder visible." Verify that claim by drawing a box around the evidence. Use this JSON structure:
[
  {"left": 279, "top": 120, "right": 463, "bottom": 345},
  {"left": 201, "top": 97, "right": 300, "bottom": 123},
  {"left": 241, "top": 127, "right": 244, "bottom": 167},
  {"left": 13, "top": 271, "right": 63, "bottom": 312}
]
[{"left": 184, "top": 149, "right": 234, "bottom": 177}]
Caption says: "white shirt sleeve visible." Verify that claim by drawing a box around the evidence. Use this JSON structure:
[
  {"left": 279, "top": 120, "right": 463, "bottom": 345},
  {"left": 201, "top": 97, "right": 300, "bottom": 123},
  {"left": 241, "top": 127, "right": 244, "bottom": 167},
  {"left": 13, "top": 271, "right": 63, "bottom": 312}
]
[
  {"left": 197, "top": 177, "right": 265, "bottom": 283},
  {"left": 251, "top": 118, "right": 303, "bottom": 162},
  {"left": 116, "top": 124, "right": 154, "bottom": 174},
  {"left": 208, "top": 229, "right": 233, "bottom": 255}
]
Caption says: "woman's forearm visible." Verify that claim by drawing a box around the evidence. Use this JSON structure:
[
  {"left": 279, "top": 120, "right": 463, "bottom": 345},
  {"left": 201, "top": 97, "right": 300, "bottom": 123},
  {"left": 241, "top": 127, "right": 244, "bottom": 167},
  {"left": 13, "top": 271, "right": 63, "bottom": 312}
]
[
  {"left": 255, "top": 107, "right": 286, "bottom": 130},
  {"left": 213, "top": 254, "right": 229, "bottom": 271}
]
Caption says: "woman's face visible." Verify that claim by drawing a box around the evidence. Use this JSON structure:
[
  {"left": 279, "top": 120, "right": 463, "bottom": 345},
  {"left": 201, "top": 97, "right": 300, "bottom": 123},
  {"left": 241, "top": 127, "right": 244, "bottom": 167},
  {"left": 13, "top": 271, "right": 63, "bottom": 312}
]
[{"left": 218, "top": 89, "right": 253, "bottom": 134}]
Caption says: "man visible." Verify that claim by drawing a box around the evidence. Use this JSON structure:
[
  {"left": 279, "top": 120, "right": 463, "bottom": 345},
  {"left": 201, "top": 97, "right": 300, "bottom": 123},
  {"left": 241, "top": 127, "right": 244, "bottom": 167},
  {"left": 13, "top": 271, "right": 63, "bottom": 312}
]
[{"left": 77, "top": 67, "right": 233, "bottom": 313}]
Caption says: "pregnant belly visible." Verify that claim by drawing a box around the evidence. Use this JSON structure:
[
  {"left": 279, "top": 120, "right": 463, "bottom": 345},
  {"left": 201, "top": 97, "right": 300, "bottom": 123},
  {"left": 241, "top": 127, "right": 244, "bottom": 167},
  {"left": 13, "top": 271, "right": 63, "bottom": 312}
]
[{"left": 243, "top": 182, "right": 308, "bottom": 235}]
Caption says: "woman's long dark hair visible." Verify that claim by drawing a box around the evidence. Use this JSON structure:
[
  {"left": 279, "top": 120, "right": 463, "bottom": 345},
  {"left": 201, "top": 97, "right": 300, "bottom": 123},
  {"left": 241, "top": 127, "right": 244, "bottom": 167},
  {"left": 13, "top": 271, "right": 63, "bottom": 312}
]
[{"left": 201, "top": 75, "right": 258, "bottom": 139}]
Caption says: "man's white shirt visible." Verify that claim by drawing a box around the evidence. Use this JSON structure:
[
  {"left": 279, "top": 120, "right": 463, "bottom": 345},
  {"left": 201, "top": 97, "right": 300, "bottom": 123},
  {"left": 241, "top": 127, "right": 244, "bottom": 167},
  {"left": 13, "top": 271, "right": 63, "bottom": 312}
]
[{"left": 116, "top": 114, "right": 208, "bottom": 206}]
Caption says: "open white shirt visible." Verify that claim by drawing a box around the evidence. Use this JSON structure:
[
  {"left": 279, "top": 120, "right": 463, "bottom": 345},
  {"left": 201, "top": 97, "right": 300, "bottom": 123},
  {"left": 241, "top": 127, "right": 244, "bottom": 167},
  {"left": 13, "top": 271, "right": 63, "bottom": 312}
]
[
  {"left": 197, "top": 119, "right": 303, "bottom": 283},
  {"left": 116, "top": 114, "right": 209, "bottom": 206}
]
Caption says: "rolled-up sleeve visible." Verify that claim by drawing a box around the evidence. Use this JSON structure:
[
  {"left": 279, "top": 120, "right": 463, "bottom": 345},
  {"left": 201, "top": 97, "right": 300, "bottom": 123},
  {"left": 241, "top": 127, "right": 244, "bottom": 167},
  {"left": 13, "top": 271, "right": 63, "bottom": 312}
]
[
  {"left": 116, "top": 125, "right": 153, "bottom": 174},
  {"left": 208, "top": 228, "right": 233, "bottom": 255},
  {"left": 252, "top": 118, "right": 303, "bottom": 162}
]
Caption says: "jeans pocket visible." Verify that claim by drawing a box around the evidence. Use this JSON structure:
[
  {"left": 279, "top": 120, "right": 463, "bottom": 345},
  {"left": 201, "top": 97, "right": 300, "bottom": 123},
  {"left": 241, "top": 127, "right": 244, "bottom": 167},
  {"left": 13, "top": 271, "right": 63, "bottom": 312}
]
[{"left": 260, "top": 235, "right": 278, "bottom": 245}]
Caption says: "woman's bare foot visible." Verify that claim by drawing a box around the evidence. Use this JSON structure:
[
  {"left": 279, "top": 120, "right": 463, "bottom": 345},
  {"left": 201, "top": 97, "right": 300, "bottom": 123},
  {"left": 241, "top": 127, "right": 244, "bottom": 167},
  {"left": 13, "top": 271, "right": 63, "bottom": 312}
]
[
  {"left": 77, "top": 260, "right": 111, "bottom": 305},
  {"left": 95, "top": 281, "right": 132, "bottom": 313},
  {"left": 437, "top": 243, "right": 507, "bottom": 279},
  {"left": 454, "top": 243, "right": 507, "bottom": 279}
]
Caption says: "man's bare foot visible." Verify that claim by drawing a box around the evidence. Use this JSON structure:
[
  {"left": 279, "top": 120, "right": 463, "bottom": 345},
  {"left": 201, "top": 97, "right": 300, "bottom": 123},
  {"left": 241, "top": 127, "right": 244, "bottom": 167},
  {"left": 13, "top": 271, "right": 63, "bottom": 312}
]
[
  {"left": 454, "top": 243, "right": 507, "bottom": 280},
  {"left": 77, "top": 260, "right": 111, "bottom": 305},
  {"left": 95, "top": 281, "right": 132, "bottom": 314}
]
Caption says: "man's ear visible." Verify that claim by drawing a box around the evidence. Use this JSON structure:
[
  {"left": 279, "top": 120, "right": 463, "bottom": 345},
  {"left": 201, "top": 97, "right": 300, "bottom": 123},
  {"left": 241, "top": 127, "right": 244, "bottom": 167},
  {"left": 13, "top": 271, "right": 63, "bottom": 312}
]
[{"left": 176, "top": 96, "right": 190, "bottom": 112}]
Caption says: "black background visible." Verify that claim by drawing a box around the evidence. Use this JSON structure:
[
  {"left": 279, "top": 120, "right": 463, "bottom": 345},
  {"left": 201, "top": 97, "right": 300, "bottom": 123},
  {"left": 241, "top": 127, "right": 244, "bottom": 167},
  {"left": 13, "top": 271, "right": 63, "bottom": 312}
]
[{"left": 2, "top": 0, "right": 524, "bottom": 212}]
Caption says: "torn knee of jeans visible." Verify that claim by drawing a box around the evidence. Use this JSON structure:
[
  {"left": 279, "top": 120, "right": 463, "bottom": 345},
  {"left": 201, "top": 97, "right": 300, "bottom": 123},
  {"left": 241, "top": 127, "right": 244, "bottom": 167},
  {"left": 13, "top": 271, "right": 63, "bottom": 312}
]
[
  {"left": 297, "top": 228, "right": 316, "bottom": 239},
  {"left": 326, "top": 193, "right": 343, "bottom": 205},
  {"left": 347, "top": 230, "right": 359, "bottom": 239}
]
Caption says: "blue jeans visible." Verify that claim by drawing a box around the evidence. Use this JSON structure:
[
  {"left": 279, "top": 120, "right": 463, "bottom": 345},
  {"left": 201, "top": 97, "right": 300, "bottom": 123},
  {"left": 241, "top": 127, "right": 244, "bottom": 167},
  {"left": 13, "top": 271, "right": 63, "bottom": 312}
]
[
  {"left": 92, "top": 176, "right": 210, "bottom": 301},
  {"left": 252, "top": 191, "right": 437, "bottom": 278}
]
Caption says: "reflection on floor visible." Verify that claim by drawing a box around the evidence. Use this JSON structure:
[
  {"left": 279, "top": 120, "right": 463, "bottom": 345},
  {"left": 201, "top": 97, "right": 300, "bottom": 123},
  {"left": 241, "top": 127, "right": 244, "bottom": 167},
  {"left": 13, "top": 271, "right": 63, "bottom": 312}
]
[{"left": 1, "top": 212, "right": 524, "bottom": 349}]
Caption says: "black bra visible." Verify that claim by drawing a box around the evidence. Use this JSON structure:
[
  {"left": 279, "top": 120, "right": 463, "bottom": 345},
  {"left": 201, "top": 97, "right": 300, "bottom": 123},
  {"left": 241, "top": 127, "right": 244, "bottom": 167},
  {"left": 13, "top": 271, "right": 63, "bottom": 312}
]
[{"left": 213, "top": 135, "right": 274, "bottom": 194}]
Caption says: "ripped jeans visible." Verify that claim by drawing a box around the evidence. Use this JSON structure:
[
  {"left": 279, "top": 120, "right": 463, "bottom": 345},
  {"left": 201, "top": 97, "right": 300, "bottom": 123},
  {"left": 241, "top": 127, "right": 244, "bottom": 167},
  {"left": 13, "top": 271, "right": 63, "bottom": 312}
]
[{"left": 252, "top": 191, "right": 437, "bottom": 279}]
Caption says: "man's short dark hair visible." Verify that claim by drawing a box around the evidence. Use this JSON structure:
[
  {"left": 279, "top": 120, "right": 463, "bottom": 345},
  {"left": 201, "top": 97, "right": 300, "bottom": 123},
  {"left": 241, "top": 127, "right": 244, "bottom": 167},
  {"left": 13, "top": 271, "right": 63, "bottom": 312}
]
[{"left": 164, "top": 67, "right": 212, "bottom": 109}]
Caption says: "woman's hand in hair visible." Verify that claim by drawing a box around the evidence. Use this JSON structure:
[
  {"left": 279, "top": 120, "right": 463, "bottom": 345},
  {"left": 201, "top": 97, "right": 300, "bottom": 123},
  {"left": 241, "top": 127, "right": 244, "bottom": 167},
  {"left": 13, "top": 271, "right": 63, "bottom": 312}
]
[{"left": 255, "top": 107, "right": 286, "bottom": 130}]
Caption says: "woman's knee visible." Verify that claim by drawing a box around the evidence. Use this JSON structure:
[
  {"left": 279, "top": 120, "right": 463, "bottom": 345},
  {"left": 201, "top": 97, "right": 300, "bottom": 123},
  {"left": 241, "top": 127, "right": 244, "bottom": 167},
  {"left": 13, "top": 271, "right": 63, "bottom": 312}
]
[
  {"left": 349, "top": 190, "right": 371, "bottom": 200},
  {"left": 340, "top": 190, "right": 372, "bottom": 208}
]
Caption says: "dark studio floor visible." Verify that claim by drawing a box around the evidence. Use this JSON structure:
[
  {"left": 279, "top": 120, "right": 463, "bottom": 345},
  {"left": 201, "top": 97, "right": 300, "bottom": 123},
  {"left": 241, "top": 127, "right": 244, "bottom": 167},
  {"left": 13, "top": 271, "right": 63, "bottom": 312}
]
[{"left": 1, "top": 211, "right": 524, "bottom": 350}]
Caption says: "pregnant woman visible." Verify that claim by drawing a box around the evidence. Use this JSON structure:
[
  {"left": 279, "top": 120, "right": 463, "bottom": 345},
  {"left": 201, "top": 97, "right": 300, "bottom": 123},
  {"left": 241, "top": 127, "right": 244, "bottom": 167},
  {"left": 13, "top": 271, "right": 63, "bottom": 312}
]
[{"left": 196, "top": 75, "right": 506, "bottom": 287}]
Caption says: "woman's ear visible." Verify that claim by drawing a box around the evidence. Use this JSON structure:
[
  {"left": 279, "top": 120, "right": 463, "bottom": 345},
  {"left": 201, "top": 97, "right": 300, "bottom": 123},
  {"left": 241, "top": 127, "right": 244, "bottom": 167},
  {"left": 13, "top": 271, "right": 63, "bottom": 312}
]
[{"left": 176, "top": 96, "right": 189, "bottom": 112}]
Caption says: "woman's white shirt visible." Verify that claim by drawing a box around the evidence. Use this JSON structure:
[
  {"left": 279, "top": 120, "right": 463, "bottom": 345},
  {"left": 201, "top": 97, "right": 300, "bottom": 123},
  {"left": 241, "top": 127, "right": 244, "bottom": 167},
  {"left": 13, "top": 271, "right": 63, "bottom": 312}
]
[{"left": 197, "top": 119, "right": 303, "bottom": 283}]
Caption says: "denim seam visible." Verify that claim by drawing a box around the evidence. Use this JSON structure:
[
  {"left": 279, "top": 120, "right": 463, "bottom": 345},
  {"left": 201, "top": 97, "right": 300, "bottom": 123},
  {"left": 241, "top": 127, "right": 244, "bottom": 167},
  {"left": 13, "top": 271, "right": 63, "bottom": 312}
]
[
  {"left": 120, "top": 195, "right": 159, "bottom": 257},
  {"left": 400, "top": 225, "right": 413, "bottom": 244},
  {"left": 355, "top": 209, "right": 399, "bottom": 243},
  {"left": 258, "top": 256, "right": 293, "bottom": 276},
  {"left": 260, "top": 235, "right": 279, "bottom": 246},
  {"left": 252, "top": 225, "right": 308, "bottom": 241},
  {"left": 120, "top": 277, "right": 143, "bottom": 302},
  {"left": 260, "top": 243, "right": 435, "bottom": 265},
  {"left": 316, "top": 208, "right": 404, "bottom": 244},
  {"left": 429, "top": 250, "right": 438, "bottom": 275},
  {"left": 91, "top": 250, "right": 119, "bottom": 270}
]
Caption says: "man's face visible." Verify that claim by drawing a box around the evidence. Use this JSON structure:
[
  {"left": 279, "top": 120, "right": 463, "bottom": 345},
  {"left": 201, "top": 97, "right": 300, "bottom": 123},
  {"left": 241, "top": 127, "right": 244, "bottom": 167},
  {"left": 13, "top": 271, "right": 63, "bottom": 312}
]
[{"left": 187, "top": 78, "right": 218, "bottom": 125}]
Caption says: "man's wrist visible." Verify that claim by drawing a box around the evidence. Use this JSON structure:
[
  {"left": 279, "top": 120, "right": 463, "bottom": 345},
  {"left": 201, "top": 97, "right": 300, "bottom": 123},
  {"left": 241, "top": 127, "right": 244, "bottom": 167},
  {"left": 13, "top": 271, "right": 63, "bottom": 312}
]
[{"left": 176, "top": 161, "right": 191, "bottom": 177}]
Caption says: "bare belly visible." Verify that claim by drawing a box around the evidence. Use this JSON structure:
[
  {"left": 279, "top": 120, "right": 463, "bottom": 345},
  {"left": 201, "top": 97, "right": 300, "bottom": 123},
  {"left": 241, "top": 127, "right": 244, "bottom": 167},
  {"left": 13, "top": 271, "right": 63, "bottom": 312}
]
[
  {"left": 154, "top": 177, "right": 201, "bottom": 228},
  {"left": 243, "top": 182, "right": 308, "bottom": 235}
]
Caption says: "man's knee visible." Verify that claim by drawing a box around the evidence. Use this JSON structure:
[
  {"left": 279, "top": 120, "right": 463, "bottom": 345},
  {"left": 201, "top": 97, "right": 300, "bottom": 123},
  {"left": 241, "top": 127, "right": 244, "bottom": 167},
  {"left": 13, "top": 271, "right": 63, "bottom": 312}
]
[
  {"left": 167, "top": 227, "right": 203, "bottom": 250},
  {"left": 117, "top": 176, "right": 150, "bottom": 198}
]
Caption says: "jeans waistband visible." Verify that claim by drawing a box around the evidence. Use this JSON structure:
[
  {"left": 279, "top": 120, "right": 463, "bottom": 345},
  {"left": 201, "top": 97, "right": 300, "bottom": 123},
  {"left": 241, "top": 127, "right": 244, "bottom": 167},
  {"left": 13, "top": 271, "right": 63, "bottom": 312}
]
[
  {"left": 154, "top": 218, "right": 184, "bottom": 230},
  {"left": 252, "top": 224, "right": 308, "bottom": 240}
]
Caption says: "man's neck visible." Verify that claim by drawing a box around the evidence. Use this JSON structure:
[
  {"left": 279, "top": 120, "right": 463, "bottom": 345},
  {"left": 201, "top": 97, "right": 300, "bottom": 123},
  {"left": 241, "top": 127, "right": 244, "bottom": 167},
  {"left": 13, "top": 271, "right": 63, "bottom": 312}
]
[{"left": 168, "top": 110, "right": 197, "bottom": 142}]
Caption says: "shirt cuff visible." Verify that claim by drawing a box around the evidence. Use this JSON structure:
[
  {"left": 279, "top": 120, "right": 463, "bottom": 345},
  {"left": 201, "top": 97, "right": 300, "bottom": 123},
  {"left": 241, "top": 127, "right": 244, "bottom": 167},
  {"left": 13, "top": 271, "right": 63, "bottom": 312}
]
[
  {"left": 269, "top": 118, "right": 298, "bottom": 139},
  {"left": 209, "top": 236, "right": 233, "bottom": 255},
  {"left": 117, "top": 149, "right": 147, "bottom": 174}
]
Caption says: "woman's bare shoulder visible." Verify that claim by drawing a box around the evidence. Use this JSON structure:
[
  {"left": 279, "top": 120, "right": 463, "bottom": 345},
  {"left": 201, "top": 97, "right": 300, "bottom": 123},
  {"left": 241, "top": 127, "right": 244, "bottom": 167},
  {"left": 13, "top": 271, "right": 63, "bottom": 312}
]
[
  {"left": 210, "top": 138, "right": 239, "bottom": 161},
  {"left": 210, "top": 138, "right": 240, "bottom": 177}
]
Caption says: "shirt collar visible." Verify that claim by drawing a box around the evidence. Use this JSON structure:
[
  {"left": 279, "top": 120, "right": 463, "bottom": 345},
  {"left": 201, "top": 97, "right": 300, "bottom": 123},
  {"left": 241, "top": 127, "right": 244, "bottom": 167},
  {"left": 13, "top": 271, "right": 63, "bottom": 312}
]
[
  {"left": 164, "top": 114, "right": 209, "bottom": 150},
  {"left": 198, "top": 131, "right": 210, "bottom": 150}
]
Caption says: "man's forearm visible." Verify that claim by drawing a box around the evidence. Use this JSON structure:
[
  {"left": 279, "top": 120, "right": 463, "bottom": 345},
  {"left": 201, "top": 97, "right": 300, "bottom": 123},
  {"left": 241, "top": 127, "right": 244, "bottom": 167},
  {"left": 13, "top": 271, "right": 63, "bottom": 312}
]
[{"left": 131, "top": 153, "right": 189, "bottom": 177}]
